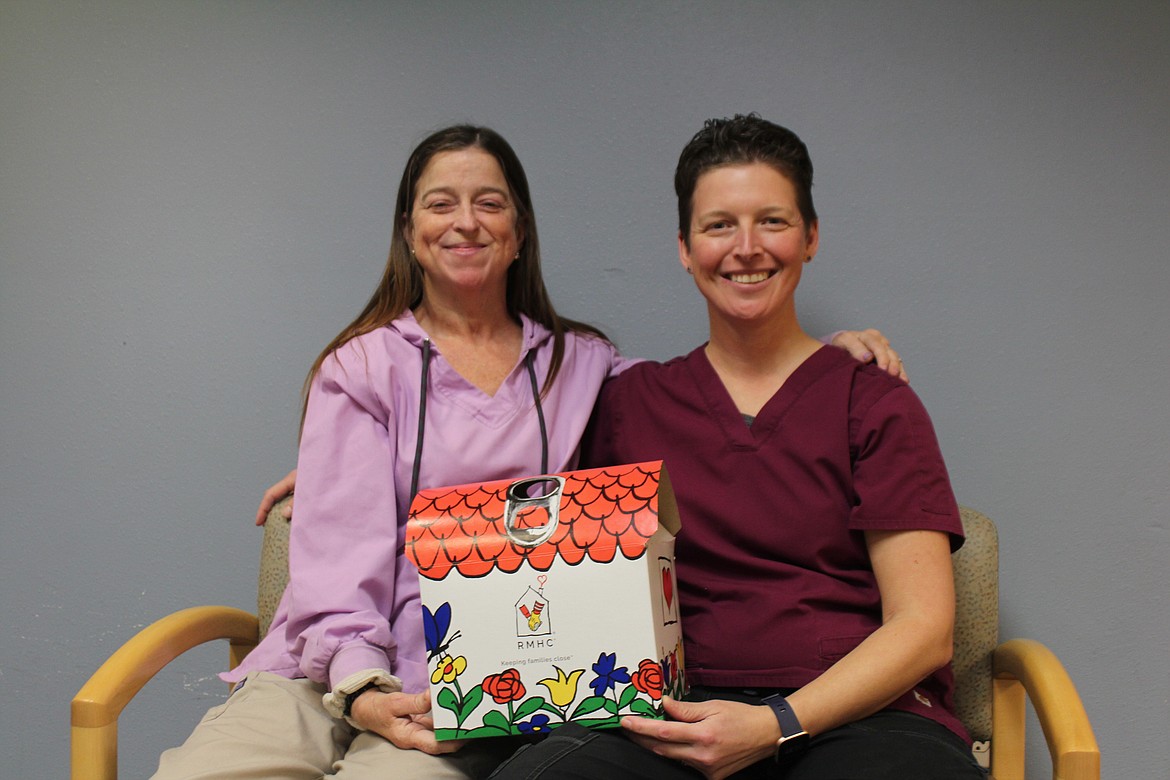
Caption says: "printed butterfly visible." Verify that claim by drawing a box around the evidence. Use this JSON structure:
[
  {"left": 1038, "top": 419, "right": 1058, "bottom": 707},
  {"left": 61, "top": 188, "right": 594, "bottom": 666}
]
[{"left": 422, "top": 601, "right": 462, "bottom": 662}]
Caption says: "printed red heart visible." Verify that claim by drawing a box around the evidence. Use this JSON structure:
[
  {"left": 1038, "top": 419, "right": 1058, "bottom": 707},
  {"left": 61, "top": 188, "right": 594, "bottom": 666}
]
[{"left": 662, "top": 566, "right": 674, "bottom": 608}]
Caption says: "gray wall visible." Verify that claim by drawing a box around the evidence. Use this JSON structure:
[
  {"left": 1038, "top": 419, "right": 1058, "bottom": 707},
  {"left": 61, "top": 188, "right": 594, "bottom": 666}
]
[{"left": 3, "top": 1, "right": 1167, "bottom": 776}]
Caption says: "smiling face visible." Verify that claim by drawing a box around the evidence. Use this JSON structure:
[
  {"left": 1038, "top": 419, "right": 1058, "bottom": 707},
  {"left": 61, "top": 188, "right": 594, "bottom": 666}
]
[
  {"left": 680, "top": 162, "right": 819, "bottom": 328},
  {"left": 405, "top": 148, "right": 523, "bottom": 305}
]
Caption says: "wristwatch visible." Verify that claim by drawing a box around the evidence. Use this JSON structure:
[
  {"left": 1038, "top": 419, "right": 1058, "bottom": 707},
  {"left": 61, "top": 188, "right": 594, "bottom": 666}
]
[
  {"left": 761, "top": 694, "right": 810, "bottom": 761},
  {"left": 343, "top": 681, "right": 382, "bottom": 718}
]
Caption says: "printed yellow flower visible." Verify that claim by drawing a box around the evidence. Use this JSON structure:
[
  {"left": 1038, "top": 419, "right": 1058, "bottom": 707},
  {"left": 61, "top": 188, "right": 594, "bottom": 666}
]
[
  {"left": 431, "top": 654, "right": 467, "bottom": 685},
  {"left": 537, "top": 665, "right": 584, "bottom": 707}
]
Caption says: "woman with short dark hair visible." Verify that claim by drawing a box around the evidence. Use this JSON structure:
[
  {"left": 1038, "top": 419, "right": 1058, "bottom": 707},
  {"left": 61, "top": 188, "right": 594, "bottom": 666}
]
[{"left": 489, "top": 116, "right": 985, "bottom": 780}]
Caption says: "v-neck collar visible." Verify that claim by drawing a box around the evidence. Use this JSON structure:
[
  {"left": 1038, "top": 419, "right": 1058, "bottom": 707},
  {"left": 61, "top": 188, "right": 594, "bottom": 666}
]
[
  {"left": 393, "top": 310, "right": 551, "bottom": 428},
  {"left": 685, "top": 344, "right": 839, "bottom": 450}
]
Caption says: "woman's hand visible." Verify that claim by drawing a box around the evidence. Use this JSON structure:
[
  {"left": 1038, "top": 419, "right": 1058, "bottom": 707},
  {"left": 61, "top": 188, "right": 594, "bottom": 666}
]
[
  {"left": 829, "top": 329, "right": 908, "bottom": 382},
  {"left": 349, "top": 689, "right": 465, "bottom": 755},
  {"left": 254, "top": 469, "right": 297, "bottom": 525},
  {"left": 621, "top": 697, "right": 778, "bottom": 780}
]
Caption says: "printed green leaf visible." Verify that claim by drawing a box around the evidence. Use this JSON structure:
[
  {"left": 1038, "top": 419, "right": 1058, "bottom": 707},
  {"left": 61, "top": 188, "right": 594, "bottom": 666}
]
[
  {"left": 574, "top": 715, "right": 620, "bottom": 729},
  {"left": 569, "top": 695, "right": 607, "bottom": 719},
  {"left": 514, "top": 696, "right": 546, "bottom": 719},
  {"left": 617, "top": 684, "right": 638, "bottom": 709},
  {"left": 436, "top": 687, "right": 459, "bottom": 714},
  {"left": 628, "top": 699, "right": 658, "bottom": 717},
  {"left": 482, "top": 710, "right": 512, "bottom": 734},
  {"left": 462, "top": 725, "right": 513, "bottom": 738},
  {"left": 458, "top": 685, "right": 484, "bottom": 720}
]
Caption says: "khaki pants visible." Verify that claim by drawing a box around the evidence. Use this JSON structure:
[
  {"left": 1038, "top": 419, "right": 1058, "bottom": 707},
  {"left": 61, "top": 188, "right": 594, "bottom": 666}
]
[{"left": 153, "top": 672, "right": 513, "bottom": 780}]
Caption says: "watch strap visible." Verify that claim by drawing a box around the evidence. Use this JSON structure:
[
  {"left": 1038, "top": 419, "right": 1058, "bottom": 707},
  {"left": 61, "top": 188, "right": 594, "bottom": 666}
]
[
  {"left": 761, "top": 693, "right": 809, "bottom": 761},
  {"left": 343, "top": 681, "right": 382, "bottom": 718}
]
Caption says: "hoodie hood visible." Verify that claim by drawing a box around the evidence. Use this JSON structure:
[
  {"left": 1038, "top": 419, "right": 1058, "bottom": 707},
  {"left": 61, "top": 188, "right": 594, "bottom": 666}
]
[{"left": 389, "top": 309, "right": 553, "bottom": 358}]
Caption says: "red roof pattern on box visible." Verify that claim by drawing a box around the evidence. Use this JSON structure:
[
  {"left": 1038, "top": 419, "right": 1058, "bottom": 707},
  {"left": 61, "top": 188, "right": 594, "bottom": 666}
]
[{"left": 406, "top": 462, "right": 662, "bottom": 580}]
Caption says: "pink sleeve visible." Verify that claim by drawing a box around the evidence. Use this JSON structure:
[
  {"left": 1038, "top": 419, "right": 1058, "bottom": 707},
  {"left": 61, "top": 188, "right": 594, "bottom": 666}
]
[
  {"left": 286, "top": 347, "right": 404, "bottom": 687},
  {"left": 605, "top": 341, "right": 644, "bottom": 379}
]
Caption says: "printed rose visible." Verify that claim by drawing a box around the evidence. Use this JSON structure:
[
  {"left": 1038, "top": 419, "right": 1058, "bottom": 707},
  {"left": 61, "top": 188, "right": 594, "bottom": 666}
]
[
  {"left": 631, "top": 658, "right": 664, "bottom": 700},
  {"left": 482, "top": 668, "right": 527, "bottom": 704}
]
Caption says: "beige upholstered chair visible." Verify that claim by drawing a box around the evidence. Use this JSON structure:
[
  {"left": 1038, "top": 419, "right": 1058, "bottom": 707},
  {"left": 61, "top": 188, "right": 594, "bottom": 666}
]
[
  {"left": 949, "top": 508, "right": 1099, "bottom": 779},
  {"left": 71, "top": 504, "right": 1099, "bottom": 780}
]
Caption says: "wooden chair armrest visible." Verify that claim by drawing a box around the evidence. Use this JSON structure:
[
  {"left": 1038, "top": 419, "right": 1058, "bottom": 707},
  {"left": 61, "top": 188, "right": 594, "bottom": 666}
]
[
  {"left": 991, "top": 638, "right": 1100, "bottom": 780},
  {"left": 71, "top": 605, "right": 258, "bottom": 780},
  {"left": 73, "top": 605, "right": 258, "bottom": 728}
]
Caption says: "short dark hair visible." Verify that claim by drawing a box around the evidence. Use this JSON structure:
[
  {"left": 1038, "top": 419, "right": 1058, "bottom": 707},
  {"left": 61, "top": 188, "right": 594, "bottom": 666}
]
[{"left": 675, "top": 114, "right": 817, "bottom": 246}]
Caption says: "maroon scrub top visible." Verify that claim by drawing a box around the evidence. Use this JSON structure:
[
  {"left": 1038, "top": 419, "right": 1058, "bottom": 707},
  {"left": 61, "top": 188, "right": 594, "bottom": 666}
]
[{"left": 583, "top": 344, "right": 969, "bottom": 742}]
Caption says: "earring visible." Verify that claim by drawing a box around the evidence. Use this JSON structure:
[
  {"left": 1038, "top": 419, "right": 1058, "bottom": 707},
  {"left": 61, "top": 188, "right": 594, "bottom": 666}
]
[{"left": 685, "top": 266, "right": 693, "bottom": 274}]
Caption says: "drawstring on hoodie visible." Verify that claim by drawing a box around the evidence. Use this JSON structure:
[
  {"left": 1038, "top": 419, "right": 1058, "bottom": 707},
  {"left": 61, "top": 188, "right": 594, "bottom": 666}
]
[
  {"left": 410, "top": 338, "right": 548, "bottom": 500},
  {"left": 410, "top": 338, "right": 432, "bottom": 500},
  {"left": 525, "top": 350, "right": 549, "bottom": 476}
]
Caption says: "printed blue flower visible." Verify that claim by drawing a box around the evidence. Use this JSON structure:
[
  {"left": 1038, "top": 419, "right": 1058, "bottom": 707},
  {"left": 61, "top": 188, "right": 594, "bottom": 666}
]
[
  {"left": 518, "top": 713, "right": 552, "bottom": 734},
  {"left": 589, "top": 652, "right": 631, "bottom": 697}
]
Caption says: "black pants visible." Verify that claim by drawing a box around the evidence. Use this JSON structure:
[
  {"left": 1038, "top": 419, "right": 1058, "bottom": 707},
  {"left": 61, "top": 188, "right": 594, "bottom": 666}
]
[{"left": 488, "top": 689, "right": 986, "bottom": 780}]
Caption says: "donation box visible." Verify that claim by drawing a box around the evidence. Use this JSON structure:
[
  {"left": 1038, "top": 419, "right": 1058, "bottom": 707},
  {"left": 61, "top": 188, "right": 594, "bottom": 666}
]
[{"left": 405, "top": 461, "right": 685, "bottom": 740}]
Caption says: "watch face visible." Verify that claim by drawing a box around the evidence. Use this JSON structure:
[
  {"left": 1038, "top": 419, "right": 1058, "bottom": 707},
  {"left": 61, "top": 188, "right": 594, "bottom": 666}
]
[{"left": 776, "top": 731, "right": 809, "bottom": 757}]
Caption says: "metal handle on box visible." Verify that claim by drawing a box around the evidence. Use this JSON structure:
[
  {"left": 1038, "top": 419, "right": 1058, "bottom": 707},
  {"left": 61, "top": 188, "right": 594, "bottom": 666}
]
[{"left": 504, "top": 476, "right": 565, "bottom": 547}]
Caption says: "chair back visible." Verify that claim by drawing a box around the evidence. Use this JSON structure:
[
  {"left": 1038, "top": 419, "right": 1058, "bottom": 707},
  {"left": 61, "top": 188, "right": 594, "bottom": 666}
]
[
  {"left": 257, "top": 498, "right": 293, "bottom": 638},
  {"left": 951, "top": 506, "right": 998, "bottom": 742},
  {"left": 254, "top": 498, "right": 999, "bottom": 741}
]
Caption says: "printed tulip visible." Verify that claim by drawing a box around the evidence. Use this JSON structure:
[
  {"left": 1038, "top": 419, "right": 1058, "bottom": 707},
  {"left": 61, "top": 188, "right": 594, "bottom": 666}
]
[{"left": 538, "top": 665, "right": 585, "bottom": 708}]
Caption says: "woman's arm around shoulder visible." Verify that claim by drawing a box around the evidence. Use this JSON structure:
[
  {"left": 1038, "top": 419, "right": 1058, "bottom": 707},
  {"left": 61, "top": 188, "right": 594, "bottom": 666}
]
[
  {"left": 255, "top": 469, "right": 297, "bottom": 525},
  {"left": 828, "top": 328, "right": 907, "bottom": 381}
]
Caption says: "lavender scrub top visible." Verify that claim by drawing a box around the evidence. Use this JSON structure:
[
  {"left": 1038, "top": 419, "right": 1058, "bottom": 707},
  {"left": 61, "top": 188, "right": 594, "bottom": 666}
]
[{"left": 224, "top": 311, "right": 635, "bottom": 694}]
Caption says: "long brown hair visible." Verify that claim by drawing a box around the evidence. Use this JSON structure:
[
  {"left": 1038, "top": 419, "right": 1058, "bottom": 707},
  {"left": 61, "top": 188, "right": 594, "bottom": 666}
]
[{"left": 301, "top": 124, "right": 606, "bottom": 427}]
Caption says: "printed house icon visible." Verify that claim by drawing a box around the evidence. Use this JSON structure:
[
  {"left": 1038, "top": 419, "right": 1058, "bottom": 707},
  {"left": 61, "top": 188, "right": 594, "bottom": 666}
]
[
  {"left": 515, "top": 586, "right": 552, "bottom": 638},
  {"left": 406, "top": 461, "right": 685, "bottom": 740}
]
